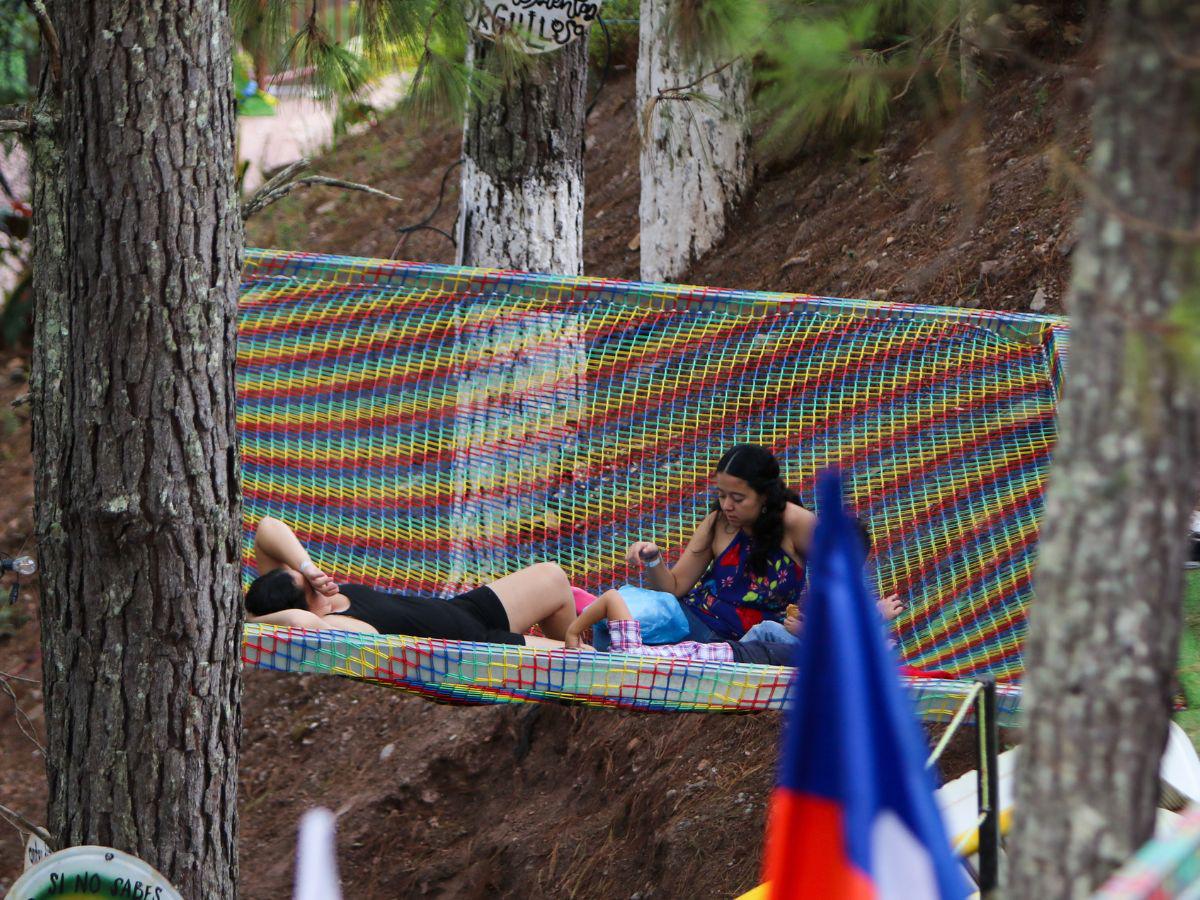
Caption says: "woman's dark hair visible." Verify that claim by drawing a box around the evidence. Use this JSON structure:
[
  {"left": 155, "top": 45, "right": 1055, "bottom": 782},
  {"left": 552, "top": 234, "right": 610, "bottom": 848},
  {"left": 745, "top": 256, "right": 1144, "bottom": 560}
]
[
  {"left": 850, "top": 516, "right": 872, "bottom": 557},
  {"left": 708, "top": 444, "right": 804, "bottom": 574},
  {"left": 245, "top": 568, "right": 307, "bottom": 616}
]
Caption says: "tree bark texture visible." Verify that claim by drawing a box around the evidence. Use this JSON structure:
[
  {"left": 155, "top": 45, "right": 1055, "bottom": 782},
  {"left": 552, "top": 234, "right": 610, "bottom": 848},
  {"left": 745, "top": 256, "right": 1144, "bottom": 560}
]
[
  {"left": 30, "top": 2, "right": 243, "bottom": 896},
  {"left": 637, "top": 0, "right": 749, "bottom": 283},
  {"left": 1009, "top": 4, "right": 1200, "bottom": 896},
  {"left": 456, "top": 34, "right": 588, "bottom": 274}
]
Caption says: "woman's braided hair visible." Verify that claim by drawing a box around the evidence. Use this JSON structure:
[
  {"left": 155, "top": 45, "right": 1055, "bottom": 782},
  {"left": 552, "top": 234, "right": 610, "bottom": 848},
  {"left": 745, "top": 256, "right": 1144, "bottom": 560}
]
[{"left": 708, "top": 444, "right": 804, "bottom": 574}]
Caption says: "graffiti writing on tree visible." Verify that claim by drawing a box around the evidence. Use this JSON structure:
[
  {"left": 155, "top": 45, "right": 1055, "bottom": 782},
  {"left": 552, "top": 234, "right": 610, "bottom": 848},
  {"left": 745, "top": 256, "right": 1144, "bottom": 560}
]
[{"left": 466, "top": 0, "right": 603, "bottom": 53}]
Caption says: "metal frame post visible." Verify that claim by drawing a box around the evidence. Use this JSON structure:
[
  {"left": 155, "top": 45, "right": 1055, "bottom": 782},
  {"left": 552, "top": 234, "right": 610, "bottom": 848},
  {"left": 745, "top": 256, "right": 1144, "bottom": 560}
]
[{"left": 976, "top": 676, "right": 1000, "bottom": 893}]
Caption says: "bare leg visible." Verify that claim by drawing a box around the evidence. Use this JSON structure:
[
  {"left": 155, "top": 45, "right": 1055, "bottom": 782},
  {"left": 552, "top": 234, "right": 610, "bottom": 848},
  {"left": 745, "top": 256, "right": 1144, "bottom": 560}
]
[
  {"left": 524, "top": 634, "right": 567, "bottom": 649},
  {"left": 488, "top": 562, "right": 575, "bottom": 640}
]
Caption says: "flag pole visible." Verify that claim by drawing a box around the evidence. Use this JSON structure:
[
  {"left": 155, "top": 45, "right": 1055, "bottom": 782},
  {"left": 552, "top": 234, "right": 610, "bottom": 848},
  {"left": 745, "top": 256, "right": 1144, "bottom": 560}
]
[{"left": 976, "top": 676, "right": 1000, "bottom": 894}]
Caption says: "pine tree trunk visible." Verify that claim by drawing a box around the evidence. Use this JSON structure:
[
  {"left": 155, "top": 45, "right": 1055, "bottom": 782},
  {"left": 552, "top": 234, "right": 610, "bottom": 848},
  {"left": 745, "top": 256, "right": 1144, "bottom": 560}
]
[
  {"left": 30, "top": 2, "right": 243, "bottom": 895},
  {"left": 456, "top": 34, "right": 588, "bottom": 274},
  {"left": 1009, "top": 4, "right": 1200, "bottom": 895},
  {"left": 637, "top": 0, "right": 750, "bottom": 283}
]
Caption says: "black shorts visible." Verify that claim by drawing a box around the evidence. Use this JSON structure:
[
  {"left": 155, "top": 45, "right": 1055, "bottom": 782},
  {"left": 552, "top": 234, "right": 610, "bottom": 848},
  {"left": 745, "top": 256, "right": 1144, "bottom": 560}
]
[{"left": 447, "top": 586, "right": 525, "bottom": 646}]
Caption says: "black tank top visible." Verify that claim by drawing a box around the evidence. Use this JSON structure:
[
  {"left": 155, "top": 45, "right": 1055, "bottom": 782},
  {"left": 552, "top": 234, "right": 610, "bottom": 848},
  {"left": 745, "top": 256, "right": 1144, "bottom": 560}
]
[
  {"left": 332, "top": 584, "right": 478, "bottom": 639},
  {"left": 334, "top": 585, "right": 434, "bottom": 635}
]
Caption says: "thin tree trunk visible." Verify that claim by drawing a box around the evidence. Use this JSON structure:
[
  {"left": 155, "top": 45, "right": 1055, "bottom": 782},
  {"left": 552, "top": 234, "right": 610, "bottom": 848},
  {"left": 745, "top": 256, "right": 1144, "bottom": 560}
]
[
  {"left": 637, "top": 0, "right": 750, "bottom": 283},
  {"left": 31, "top": 2, "right": 243, "bottom": 896},
  {"left": 1009, "top": 4, "right": 1200, "bottom": 895},
  {"left": 456, "top": 34, "right": 588, "bottom": 274}
]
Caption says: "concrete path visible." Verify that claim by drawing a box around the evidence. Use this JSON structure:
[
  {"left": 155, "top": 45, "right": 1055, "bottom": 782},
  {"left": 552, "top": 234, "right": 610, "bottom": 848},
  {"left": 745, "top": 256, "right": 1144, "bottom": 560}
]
[{"left": 238, "top": 74, "right": 408, "bottom": 190}]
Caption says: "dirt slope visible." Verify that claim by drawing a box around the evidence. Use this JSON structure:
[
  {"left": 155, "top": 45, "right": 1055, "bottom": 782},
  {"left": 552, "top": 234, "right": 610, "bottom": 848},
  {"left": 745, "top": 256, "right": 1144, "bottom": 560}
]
[{"left": 0, "top": 42, "right": 1085, "bottom": 898}]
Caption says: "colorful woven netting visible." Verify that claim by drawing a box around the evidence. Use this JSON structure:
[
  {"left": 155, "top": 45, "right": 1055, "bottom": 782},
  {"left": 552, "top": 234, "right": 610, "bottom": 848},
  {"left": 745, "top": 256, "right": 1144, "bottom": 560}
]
[
  {"left": 238, "top": 248, "right": 1068, "bottom": 709},
  {"left": 243, "top": 623, "right": 1026, "bottom": 724}
]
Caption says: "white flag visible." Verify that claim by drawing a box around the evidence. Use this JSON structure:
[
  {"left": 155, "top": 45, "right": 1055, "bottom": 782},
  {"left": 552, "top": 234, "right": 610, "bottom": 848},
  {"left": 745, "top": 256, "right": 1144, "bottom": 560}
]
[{"left": 294, "top": 808, "right": 343, "bottom": 900}]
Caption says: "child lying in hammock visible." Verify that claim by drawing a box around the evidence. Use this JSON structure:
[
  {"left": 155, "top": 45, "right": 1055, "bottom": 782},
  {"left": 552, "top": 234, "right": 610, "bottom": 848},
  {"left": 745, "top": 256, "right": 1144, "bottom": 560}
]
[
  {"left": 563, "top": 587, "right": 904, "bottom": 666},
  {"left": 563, "top": 589, "right": 797, "bottom": 665}
]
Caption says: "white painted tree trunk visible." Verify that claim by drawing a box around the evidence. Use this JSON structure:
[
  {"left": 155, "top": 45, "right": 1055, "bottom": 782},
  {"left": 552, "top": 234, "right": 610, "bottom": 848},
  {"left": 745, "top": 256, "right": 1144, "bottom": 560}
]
[
  {"left": 457, "top": 155, "right": 585, "bottom": 275},
  {"left": 451, "top": 35, "right": 589, "bottom": 588},
  {"left": 637, "top": 0, "right": 751, "bottom": 283},
  {"left": 456, "top": 35, "right": 588, "bottom": 275}
]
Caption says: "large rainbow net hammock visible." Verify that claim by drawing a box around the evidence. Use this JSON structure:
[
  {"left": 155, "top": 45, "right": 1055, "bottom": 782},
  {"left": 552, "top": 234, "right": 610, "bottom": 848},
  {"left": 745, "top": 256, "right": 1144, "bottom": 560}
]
[{"left": 239, "top": 249, "right": 1067, "bottom": 724}]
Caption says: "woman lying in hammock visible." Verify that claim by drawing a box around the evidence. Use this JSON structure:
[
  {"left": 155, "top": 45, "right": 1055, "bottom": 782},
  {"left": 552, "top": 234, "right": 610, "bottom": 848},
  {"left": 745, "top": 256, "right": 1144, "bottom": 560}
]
[
  {"left": 244, "top": 517, "right": 575, "bottom": 648},
  {"left": 619, "top": 443, "right": 817, "bottom": 643}
]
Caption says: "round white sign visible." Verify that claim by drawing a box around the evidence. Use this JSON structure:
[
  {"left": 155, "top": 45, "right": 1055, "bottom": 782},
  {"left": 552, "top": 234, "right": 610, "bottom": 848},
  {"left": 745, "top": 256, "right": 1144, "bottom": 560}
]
[
  {"left": 8, "top": 845, "right": 182, "bottom": 900},
  {"left": 466, "top": 0, "right": 604, "bottom": 53}
]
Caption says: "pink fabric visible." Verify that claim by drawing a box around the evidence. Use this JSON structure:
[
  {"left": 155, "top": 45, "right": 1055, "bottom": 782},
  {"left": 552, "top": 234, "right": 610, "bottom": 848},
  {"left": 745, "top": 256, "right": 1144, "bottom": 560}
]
[
  {"left": 608, "top": 619, "right": 737, "bottom": 663},
  {"left": 571, "top": 586, "right": 598, "bottom": 615}
]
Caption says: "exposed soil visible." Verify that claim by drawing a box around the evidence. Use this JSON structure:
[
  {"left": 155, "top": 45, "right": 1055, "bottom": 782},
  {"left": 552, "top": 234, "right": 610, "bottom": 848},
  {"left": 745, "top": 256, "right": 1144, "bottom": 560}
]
[{"left": 0, "top": 30, "right": 1089, "bottom": 899}]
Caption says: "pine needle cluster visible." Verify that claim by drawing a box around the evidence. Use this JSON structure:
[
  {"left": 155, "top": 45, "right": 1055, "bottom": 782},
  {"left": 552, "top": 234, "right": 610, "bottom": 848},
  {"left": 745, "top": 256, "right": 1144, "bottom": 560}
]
[{"left": 235, "top": 1, "right": 1029, "bottom": 151}]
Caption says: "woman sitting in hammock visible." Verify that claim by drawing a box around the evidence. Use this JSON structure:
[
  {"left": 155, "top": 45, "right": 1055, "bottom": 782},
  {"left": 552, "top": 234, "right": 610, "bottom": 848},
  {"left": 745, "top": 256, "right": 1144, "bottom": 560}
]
[
  {"left": 244, "top": 517, "right": 575, "bottom": 648},
  {"left": 621, "top": 443, "right": 817, "bottom": 643}
]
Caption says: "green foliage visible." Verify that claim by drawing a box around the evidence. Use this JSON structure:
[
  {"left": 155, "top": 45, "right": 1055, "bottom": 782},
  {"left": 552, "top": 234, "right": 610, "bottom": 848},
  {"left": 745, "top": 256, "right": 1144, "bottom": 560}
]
[
  {"left": 591, "top": 0, "right": 639, "bottom": 69},
  {"left": 1167, "top": 248, "right": 1200, "bottom": 385},
  {"left": 0, "top": 268, "right": 31, "bottom": 348},
  {"left": 0, "top": 0, "right": 35, "bottom": 106},
  {"left": 755, "top": 3, "right": 895, "bottom": 146},
  {"left": 231, "top": 0, "right": 299, "bottom": 51},
  {"left": 356, "top": 0, "right": 447, "bottom": 64},
  {"left": 281, "top": 15, "right": 370, "bottom": 99},
  {"left": 404, "top": 44, "right": 494, "bottom": 122},
  {"left": 661, "top": 0, "right": 1014, "bottom": 150},
  {"left": 231, "top": 0, "right": 619, "bottom": 128},
  {"left": 669, "top": 0, "right": 765, "bottom": 63}
]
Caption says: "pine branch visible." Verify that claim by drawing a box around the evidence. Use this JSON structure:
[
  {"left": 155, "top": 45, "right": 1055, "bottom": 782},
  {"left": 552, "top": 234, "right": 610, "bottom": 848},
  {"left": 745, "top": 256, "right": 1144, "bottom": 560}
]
[
  {"left": 0, "top": 800, "right": 52, "bottom": 845},
  {"left": 241, "top": 159, "right": 404, "bottom": 221},
  {"left": 21, "top": 0, "right": 61, "bottom": 89},
  {"left": 408, "top": 0, "right": 449, "bottom": 98},
  {"left": 641, "top": 56, "right": 743, "bottom": 137},
  {"left": 0, "top": 119, "right": 28, "bottom": 135},
  {"left": 0, "top": 669, "right": 45, "bottom": 756}
]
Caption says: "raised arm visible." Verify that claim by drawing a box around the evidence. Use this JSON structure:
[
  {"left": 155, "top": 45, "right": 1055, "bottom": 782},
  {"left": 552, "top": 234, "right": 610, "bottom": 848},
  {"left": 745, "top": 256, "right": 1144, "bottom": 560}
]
[
  {"left": 625, "top": 511, "right": 717, "bottom": 598},
  {"left": 564, "top": 589, "right": 633, "bottom": 648},
  {"left": 252, "top": 516, "right": 338, "bottom": 596}
]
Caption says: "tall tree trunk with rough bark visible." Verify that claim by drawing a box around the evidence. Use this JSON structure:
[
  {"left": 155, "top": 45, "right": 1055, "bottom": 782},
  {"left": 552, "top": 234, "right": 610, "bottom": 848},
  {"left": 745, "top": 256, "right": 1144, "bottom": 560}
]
[
  {"left": 637, "top": 0, "right": 750, "bottom": 283},
  {"left": 1009, "top": 3, "right": 1200, "bottom": 895},
  {"left": 30, "top": 2, "right": 243, "bottom": 895},
  {"left": 456, "top": 34, "right": 589, "bottom": 274}
]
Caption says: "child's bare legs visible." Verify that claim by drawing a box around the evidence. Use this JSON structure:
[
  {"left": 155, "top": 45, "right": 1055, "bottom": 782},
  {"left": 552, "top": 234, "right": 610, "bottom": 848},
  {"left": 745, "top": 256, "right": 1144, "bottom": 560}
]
[{"left": 488, "top": 562, "right": 575, "bottom": 640}]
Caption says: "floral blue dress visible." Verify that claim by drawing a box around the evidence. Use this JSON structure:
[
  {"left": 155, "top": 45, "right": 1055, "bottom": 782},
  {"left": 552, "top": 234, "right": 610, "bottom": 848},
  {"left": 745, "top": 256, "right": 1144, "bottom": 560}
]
[{"left": 680, "top": 529, "right": 806, "bottom": 639}]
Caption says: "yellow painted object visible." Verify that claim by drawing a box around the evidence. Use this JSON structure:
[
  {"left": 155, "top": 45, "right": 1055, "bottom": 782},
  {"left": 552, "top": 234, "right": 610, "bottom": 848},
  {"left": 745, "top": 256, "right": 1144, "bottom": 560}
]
[{"left": 734, "top": 884, "right": 769, "bottom": 900}]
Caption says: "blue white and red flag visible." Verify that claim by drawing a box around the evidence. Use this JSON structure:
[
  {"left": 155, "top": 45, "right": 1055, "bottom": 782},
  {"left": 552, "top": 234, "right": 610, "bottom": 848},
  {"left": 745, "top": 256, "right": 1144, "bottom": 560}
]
[{"left": 764, "top": 470, "right": 968, "bottom": 900}]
